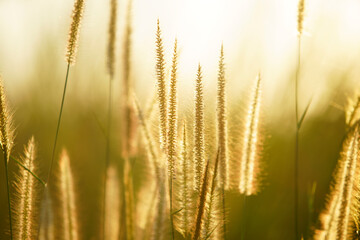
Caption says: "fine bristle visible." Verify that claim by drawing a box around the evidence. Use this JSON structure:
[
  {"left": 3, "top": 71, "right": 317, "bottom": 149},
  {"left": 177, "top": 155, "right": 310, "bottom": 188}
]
[
  {"left": 238, "top": 74, "right": 263, "bottom": 196},
  {"left": 107, "top": 0, "right": 117, "bottom": 78},
  {"left": 0, "top": 76, "right": 13, "bottom": 162},
  {"left": 59, "top": 149, "right": 79, "bottom": 240},
  {"left": 13, "top": 137, "right": 38, "bottom": 239},
  {"left": 297, "top": 0, "right": 305, "bottom": 36},
  {"left": 194, "top": 64, "right": 205, "bottom": 193},
  {"left": 65, "top": 0, "right": 85, "bottom": 65},
  {"left": 217, "top": 45, "right": 229, "bottom": 189},
  {"left": 155, "top": 19, "right": 168, "bottom": 151}
]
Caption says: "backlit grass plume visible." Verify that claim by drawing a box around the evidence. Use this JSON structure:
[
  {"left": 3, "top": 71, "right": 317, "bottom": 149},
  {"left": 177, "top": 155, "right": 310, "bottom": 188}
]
[
  {"left": 104, "top": 166, "right": 120, "bottom": 240},
  {"left": 194, "top": 64, "right": 205, "bottom": 193},
  {"left": 167, "top": 38, "right": 178, "bottom": 178},
  {"left": 0, "top": 76, "right": 14, "bottom": 239},
  {"left": 155, "top": 19, "right": 168, "bottom": 151},
  {"left": 58, "top": 149, "right": 79, "bottom": 240},
  {"left": 239, "top": 74, "right": 263, "bottom": 195},
  {"left": 314, "top": 125, "right": 360, "bottom": 240},
  {"left": 65, "top": 0, "right": 85, "bottom": 65},
  {"left": 0, "top": 77, "right": 13, "bottom": 163},
  {"left": 13, "top": 137, "right": 39, "bottom": 240},
  {"left": 217, "top": 44, "right": 229, "bottom": 190}
]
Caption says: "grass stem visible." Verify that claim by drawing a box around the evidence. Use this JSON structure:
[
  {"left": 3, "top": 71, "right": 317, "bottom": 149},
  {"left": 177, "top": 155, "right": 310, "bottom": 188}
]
[
  {"left": 294, "top": 36, "right": 302, "bottom": 240},
  {"left": 48, "top": 63, "right": 71, "bottom": 185},
  {"left": 3, "top": 151, "right": 13, "bottom": 240}
]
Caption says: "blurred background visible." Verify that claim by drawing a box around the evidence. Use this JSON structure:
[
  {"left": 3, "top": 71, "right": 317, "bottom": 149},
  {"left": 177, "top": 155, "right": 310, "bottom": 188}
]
[{"left": 1, "top": 0, "right": 360, "bottom": 239}]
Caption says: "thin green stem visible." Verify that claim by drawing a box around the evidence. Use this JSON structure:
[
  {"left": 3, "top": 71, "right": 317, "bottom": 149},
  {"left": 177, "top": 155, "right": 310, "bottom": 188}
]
[
  {"left": 294, "top": 36, "right": 301, "bottom": 240},
  {"left": 3, "top": 152, "right": 13, "bottom": 240},
  {"left": 0, "top": 142, "right": 45, "bottom": 185},
  {"left": 47, "top": 63, "right": 71, "bottom": 185},
  {"left": 103, "top": 75, "right": 113, "bottom": 240},
  {"left": 12, "top": 156, "right": 45, "bottom": 185},
  {"left": 169, "top": 175, "right": 175, "bottom": 240}
]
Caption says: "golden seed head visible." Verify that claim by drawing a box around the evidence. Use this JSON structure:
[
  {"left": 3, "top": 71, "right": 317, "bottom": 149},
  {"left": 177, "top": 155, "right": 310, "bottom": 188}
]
[
  {"left": 167, "top": 38, "right": 178, "bottom": 178},
  {"left": 297, "top": 0, "right": 305, "bottom": 36},
  {"left": 0, "top": 76, "right": 13, "bottom": 161},
  {"left": 107, "top": 0, "right": 117, "bottom": 78},
  {"left": 194, "top": 64, "right": 205, "bottom": 192},
  {"left": 66, "top": 0, "right": 85, "bottom": 65},
  {"left": 217, "top": 44, "right": 229, "bottom": 189},
  {"left": 14, "top": 137, "right": 37, "bottom": 240},
  {"left": 59, "top": 149, "right": 79, "bottom": 240},
  {"left": 155, "top": 19, "right": 168, "bottom": 151},
  {"left": 239, "top": 74, "right": 262, "bottom": 195}
]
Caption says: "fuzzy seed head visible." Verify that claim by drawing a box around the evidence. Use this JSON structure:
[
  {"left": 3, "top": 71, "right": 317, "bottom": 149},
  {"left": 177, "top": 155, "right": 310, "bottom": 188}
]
[
  {"left": 194, "top": 64, "right": 205, "bottom": 193},
  {"left": 239, "top": 74, "right": 262, "bottom": 195},
  {"left": 59, "top": 149, "right": 79, "bottom": 240},
  {"left": 314, "top": 125, "right": 360, "bottom": 239},
  {"left": 167, "top": 39, "right": 178, "bottom": 178},
  {"left": 107, "top": 0, "right": 117, "bottom": 78},
  {"left": 0, "top": 76, "right": 13, "bottom": 162},
  {"left": 217, "top": 44, "right": 229, "bottom": 189},
  {"left": 155, "top": 19, "right": 168, "bottom": 151},
  {"left": 14, "top": 137, "right": 38, "bottom": 240},
  {"left": 297, "top": 0, "right": 305, "bottom": 36},
  {"left": 66, "top": 0, "right": 85, "bottom": 65}
]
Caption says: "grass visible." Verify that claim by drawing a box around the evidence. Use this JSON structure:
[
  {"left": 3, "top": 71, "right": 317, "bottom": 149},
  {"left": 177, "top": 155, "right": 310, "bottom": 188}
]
[{"left": 3, "top": 0, "right": 360, "bottom": 239}]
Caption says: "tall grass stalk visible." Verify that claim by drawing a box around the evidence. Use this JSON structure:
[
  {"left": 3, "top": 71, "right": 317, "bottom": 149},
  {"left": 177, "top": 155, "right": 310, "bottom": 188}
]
[
  {"left": 48, "top": 0, "right": 84, "bottom": 185},
  {"left": 0, "top": 76, "right": 14, "bottom": 239},
  {"left": 167, "top": 39, "right": 178, "bottom": 240},
  {"left": 103, "top": 0, "right": 117, "bottom": 238},
  {"left": 122, "top": 0, "right": 135, "bottom": 157},
  {"left": 295, "top": 0, "right": 305, "bottom": 238}
]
